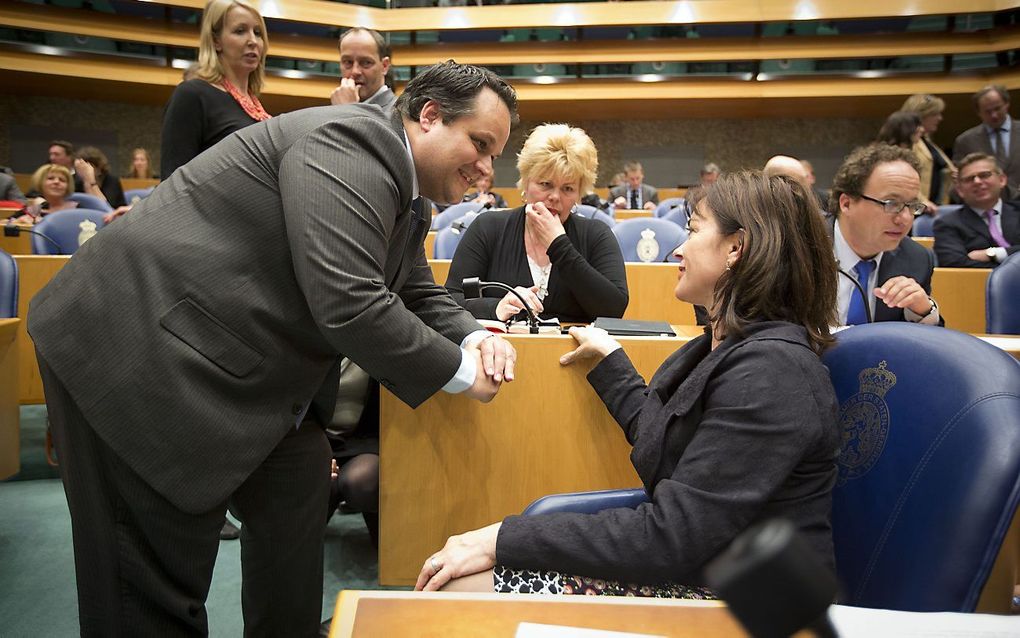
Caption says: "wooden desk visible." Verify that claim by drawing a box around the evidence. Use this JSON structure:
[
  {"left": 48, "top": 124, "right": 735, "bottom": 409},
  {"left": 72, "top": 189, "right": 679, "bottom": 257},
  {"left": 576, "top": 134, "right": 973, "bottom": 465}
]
[
  {"left": 914, "top": 236, "right": 934, "bottom": 251},
  {"left": 424, "top": 230, "right": 436, "bottom": 259},
  {"left": 1, "top": 222, "right": 33, "bottom": 255},
  {"left": 379, "top": 333, "right": 686, "bottom": 585},
  {"left": 429, "top": 260, "right": 698, "bottom": 325},
  {"left": 0, "top": 318, "right": 20, "bottom": 479},
  {"left": 329, "top": 591, "right": 742, "bottom": 638},
  {"left": 930, "top": 267, "right": 990, "bottom": 334},
  {"left": 13, "top": 255, "right": 68, "bottom": 404},
  {"left": 614, "top": 209, "right": 654, "bottom": 220}
]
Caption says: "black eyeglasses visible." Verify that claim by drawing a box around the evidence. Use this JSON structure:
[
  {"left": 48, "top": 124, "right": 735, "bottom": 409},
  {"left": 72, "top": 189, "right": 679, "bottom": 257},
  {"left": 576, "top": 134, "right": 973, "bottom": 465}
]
[
  {"left": 958, "top": 170, "right": 998, "bottom": 184},
  {"left": 858, "top": 194, "right": 927, "bottom": 217}
]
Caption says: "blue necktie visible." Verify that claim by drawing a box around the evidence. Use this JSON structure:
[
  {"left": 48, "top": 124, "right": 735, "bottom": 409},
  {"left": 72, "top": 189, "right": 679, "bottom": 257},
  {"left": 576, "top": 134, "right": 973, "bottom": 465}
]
[{"left": 846, "top": 259, "right": 875, "bottom": 325}]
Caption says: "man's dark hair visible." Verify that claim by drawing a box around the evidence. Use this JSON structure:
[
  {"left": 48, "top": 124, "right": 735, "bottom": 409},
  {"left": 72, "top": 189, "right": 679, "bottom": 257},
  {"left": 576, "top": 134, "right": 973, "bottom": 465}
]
[
  {"left": 338, "top": 27, "right": 391, "bottom": 62},
  {"left": 828, "top": 143, "right": 921, "bottom": 214},
  {"left": 395, "top": 60, "right": 518, "bottom": 126},
  {"left": 49, "top": 140, "right": 75, "bottom": 156},
  {"left": 973, "top": 84, "right": 1010, "bottom": 109},
  {"left": 956, "top": 152, "right": 1003, "bottom": 176}
]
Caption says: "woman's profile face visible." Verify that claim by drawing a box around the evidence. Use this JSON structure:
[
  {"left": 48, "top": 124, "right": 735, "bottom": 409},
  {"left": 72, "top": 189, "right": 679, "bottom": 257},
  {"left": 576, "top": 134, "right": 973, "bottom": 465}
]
[
  {"left": 42, "top": 171, "right": 68, "bottom": 201},
  {"left": 524, "top": 174, "right": 580, "bottom": 222},
  {"left": 674, "top": 202, "right": 734, "bottom": 308},
  {"left": 921, "top": 111, "right": 942, "bottom": 135}
]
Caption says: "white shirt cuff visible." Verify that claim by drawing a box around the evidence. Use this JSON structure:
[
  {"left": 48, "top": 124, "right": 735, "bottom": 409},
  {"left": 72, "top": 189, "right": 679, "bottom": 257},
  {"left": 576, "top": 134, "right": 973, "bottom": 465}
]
[
  {"left": 904, "top": 298, "right": 940, "bottom": 325},
  {"left": 442, "top": 329, "right": 494, "bottom": 394},
  {"left": 993, "top": 247, "right": 1008, "bottom": 263}
]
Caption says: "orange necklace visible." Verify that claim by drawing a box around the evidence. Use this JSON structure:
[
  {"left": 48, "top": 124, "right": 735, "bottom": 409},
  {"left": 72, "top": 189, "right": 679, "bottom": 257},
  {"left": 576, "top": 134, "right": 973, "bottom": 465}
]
[{"left": 221, "top": 78, "right": 271, "bottom": 122}]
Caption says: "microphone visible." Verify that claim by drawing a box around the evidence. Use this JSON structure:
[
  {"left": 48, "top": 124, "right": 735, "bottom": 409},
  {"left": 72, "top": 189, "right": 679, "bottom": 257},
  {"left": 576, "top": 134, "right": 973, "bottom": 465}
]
[
  {"left": 837, "top": 267, "right": 873, "bottom": 324},
  {"left": 705, "top": 518, "right": 840, "bottom": 638},
  {"left": 4, "top": 223, "right": 63, "bottom": 253},
  {"left": 462, "top": 277, "right": 540, "bottom": 334}
]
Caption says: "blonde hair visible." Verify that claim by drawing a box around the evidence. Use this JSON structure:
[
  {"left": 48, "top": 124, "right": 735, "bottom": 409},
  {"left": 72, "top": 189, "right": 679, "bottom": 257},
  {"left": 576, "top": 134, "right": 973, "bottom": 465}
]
[
  {"left": 194, "top": 0, "right": 268, "bottom": 96},
  {"left": 516, "top": 124, "right": 598, "bottom": 194},
  {"left": 901, "top": 94, "right": 945, "bottom": 119},
  {"left": 31, "top": 164, "right": 74, "bottom": 197},
  {"left": 126, "top": 148, "right": 153, "bottom": 179}
]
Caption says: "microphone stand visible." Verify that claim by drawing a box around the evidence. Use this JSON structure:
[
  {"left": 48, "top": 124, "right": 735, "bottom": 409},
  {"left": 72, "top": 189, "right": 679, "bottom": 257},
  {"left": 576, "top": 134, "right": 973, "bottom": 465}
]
[
  {"left": 461, "top": 277, "right": 540, "bottom": 334},
  {"left": 837, "top": 267, "right": 873, "bottom": 324},
  {"left": 3, "top": 223, "right": 63, "bottom": 254}
]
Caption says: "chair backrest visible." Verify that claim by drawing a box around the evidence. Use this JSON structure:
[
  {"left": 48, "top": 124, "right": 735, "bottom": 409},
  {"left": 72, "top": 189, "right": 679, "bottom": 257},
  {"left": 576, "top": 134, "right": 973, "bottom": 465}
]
[
  {"left": 432, "top": 201, "right": 482, "bottom": 230},
  {"left": 67, "top": 192, "right": 112, "bottom": 212},
  {"left": 654, "top": 197, "right": 685, "bottom": 218},
  {"left": 31, "top": 209, "right": 108, "bottom": 255},
  {"left": 612, "top": 217, "right": 687, "bottom": 262},
  {"left": 986, "top": 251, "right": 1020, "bottom": 334},
  {"left": 936, "top": 204, "right": 962, "bottom": 217},
  {"left": 0, "top": 248, "right": 17, "bottom": 318},
  {"left": 912, "top": 214, "right": 935, "bottom": 237},
  {"left": 574, "top": 204, "right": 616, "bottom": 228},
  {"left": 433, "top": 212, "right": 486, "bottom": 259},
  {"left": 823, "top": 323, "right": 1020, "bottom": 612},
  {"left": 124, "top": 187, "right": 154, "bottom": 204},
  {"left": 661, "top": 207, "right": 687, "bottom": 227}
]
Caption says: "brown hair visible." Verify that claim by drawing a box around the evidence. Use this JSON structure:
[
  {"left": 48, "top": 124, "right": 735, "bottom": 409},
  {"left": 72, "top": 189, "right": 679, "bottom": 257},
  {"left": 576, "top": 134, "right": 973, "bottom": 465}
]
[
  {"left": 829, "top": 143, "right": 920, "bottom": 214},
  {"left": 125, "top": 147, "right": 154, "bottom": 179},
  {"left": 876, "top": 111, "right": 921, "bottom": 148},
  {"left": 76, "top": 146, "right": 111, "bottom": 179},
  {"left": 956, "top": 152, "right": 1002, "bottom": 176},
  {"left": 973, "top": 84, "right": 1009, "bottom": 109},
  {"left": 687, "top": 171, "right": 838, "bottom": 354}
]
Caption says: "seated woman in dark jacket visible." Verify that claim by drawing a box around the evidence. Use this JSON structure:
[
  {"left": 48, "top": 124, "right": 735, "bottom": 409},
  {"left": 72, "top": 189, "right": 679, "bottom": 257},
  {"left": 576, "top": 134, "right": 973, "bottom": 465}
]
[
  {"left": 445, "top": 123, "right": 628, "bottom": 324},
  {"left": 417, "top": 172, "right": 841, "bottom": 597}
]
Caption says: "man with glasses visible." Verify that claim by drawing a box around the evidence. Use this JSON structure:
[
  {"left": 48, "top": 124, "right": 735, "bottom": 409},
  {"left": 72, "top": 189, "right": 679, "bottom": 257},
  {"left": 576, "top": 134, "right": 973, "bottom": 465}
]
[
  {"left": 933, "top": 153, "right": 1020, "bottom": 267},
  {"left": 953, "top": 85, "right": 1019, "bottom": 195},
  {"left": 827, "top": 143, "right": 943, "bottom": 326}
]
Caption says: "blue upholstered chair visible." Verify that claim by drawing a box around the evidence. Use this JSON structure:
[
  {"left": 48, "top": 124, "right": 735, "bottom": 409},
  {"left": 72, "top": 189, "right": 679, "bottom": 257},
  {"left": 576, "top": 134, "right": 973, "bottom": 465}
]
[
  {"left": 654, "top": 197, "right": 685, "bottom": 218},
  {"left": 67, "top": 192, "right": 113, "bottom": 213},
  {"left": 986, "top": 251, "right": 1020, "bottom": 334},
  {"left": 433, "top": 211, "right": 485, "bottom": 259},
  {"left": 912, "top": 214, "right": 935, "bottom": 237},
  {"left": 431, "top": 202, "right": 482, "bottom": 231},
  {"left": 124, "top": 187, "right": 154, "bottom": 204},
  {"left": 520, "top": 323, "right": 1020, "bottom": 613},
  {"left": 0, "top": 248, "right": 17, "bottom": 318},
  {"left": 661, "top": 207, "right": 687, "bottom": 227},
  {"left": 612, "top": 218, "right": 687, "bottom": 262},
  {"left": 31, "top": 209, "right": 108, "bottom": 255},
  {"left": 573, "top": 204, "right": 615, "bottom": 228}
]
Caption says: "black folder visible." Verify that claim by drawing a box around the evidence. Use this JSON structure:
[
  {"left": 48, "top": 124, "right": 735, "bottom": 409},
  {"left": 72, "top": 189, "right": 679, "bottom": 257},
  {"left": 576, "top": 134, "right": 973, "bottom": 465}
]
[{"left": 593, "top": 317, "right": 677, "bottom": 337}]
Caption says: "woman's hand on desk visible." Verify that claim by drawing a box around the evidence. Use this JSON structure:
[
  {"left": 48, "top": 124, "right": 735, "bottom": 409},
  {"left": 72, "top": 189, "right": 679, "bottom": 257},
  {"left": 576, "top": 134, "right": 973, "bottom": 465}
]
[
  {"left": 559, "top": 326, "right": 621, "bottom": 366},
  {"left": 415, "top": 522, "right": 501, "bottom": 592},
  {"left": 496, "top": 286, "right": 543, "bottom": 322}
]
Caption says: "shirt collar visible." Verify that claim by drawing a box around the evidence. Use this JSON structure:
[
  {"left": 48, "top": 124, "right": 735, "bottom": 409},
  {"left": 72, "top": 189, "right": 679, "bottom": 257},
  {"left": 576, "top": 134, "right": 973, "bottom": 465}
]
[
  {"left": 401, "top": 126, "right": 418, "bottom": 200},
  {"left": 987, "top": 118, "right": 1012, "bottom": 134},
  {"left": 834, "top": 216, "right": 885, "bottom": 273},
  {"left": 368, "top": 84, "right": 391, "bottom": 102}
]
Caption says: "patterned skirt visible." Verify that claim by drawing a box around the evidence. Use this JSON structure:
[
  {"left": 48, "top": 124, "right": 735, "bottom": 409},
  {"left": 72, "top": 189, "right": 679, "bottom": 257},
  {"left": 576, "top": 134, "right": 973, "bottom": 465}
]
[{"left": 493, "top": 565, "right": 716, "bottom": 599}]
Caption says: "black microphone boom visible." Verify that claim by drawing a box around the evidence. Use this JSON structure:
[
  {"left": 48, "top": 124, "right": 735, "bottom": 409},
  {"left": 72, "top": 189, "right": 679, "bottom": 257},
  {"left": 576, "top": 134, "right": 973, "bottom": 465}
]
[
  {"left": 461, "top": 276, "right": 540, "bottom": 334},
  {"left": 837, "top": 267, "right": 873, "bottom": 324},
  {"left": 3, "top": 223, "right": 63, "bottom": 253}
]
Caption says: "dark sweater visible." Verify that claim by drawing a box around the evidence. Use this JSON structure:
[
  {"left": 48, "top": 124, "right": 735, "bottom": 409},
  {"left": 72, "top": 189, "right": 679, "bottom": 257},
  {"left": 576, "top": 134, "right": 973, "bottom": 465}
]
[
  {"left": 496, "top": 321, "right": 840, "bottom": 586},
  {"left": 160, "top": 79, "right": 258, "bottom": 179},
  {"left": 444, "top": 206, "right": 629, "bottom": 323}
]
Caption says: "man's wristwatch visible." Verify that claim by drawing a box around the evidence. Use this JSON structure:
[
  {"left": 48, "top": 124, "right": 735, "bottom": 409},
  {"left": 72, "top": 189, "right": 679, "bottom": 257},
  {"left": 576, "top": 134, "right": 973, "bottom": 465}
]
[
  {"left": 986, "top": 247, "right": 999, "bottom": 263},
  {"left": 919, "top": 297, "right": 937, "bottom": 319}
]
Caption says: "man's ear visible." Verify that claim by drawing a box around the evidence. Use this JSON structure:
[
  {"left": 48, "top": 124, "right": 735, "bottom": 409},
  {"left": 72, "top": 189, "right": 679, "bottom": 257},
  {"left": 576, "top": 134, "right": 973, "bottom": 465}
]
[
  {"left": 380, "top": 56, "right": 392, "bottom": 75},
  {"left": 419, "top": 100, "right": 441, "bottom": 131},
  {"left": 838, "top": 192, "right": 851, "bottom": 216}
]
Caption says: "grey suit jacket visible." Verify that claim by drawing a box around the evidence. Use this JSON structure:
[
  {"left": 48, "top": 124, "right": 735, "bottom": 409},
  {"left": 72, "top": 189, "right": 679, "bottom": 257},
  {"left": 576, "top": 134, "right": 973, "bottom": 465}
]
[
  {"left": 366, "top": 87, "right": 397, "bottom": 111},
  {"left": 933, "top": 201, "right": 1020, "bottom": 267},
  {"left": 0, "top": 172, "right": 25, "bottom": 203},
  {"left": 609, "top": 183, "right": 659, "bottom": 207},
  {"left": 953, "top": 119, "right": 1020, "bottom": 191},
  {"left": 28, "top": 104, "right": 481, "bottom": 512}
]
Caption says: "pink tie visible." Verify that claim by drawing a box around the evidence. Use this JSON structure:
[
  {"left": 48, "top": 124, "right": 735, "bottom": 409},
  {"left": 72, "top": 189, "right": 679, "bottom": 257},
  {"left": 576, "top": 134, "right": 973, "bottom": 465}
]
[{"left": 985, "top": 210, "right": 1011, "bottom": 249}]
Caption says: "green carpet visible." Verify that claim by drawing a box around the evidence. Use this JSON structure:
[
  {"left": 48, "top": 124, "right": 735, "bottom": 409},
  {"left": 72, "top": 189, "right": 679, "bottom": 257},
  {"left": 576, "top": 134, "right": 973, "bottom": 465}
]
[{"left": 0, "top": 406, "right": 391, "bottom": 636}]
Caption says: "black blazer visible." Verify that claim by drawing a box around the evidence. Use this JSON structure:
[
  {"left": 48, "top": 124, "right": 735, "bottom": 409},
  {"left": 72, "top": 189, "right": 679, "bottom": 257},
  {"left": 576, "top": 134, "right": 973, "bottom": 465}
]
[
  {"left": 496, "top": 322, "right": 840, "bottom": 585},
  {"left": 933, "top": 201, "right": 1020, "bottom": 268},
  {"left": 826, "top": 214, "right": 943, "bottom": 325},
  {"left": 445, "top": 207, "right": 629, "bottom": 323}
]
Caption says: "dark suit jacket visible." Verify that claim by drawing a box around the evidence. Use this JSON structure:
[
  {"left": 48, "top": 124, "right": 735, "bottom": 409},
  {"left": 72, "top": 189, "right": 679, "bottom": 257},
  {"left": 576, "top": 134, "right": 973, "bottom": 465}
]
[
  {"left": 826, "top": 214, "right": 942, "bottom": 325},
  {"left": 953, "top": 119, "right": 1020, "bottom": 192},
  {"left": 609, "top": 183, "right": 659, "bottom": 207},
  {"left": 28, "top": 104, "right": 481, "bottom": 513},
  {"left": 933, "top": 201, "right": 1020, "bottom": 267},
  {"left": 496, "top": 322, "right": 839, "bottom": 585}
]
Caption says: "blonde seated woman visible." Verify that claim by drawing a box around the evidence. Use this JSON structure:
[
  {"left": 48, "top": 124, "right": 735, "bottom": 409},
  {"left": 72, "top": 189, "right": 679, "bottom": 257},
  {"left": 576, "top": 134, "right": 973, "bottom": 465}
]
[
  {"left": 418, "top": 172, "right": 841, "bottom": 598},
  {"left": 10, "top": 164, "right": 78, "bottom": 224},
  {"left": 125, "top": 147, "right": 157, "bottom": 180}
]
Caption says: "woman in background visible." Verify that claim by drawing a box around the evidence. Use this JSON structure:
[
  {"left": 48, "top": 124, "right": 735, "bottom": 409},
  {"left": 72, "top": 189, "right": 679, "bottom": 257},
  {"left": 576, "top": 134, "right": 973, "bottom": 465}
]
[
  {"left": 75, "top": 146, "right": 126, "bottom": 209},
  {"left": 445, "top": 123, "right": 628, "bottom": 324},
  {"left": 418, "top": 172, "right": 840, "bottom": 598},
  {"left": 125, "top": 147, "right": 156, "bottom": 180},
  {"left": 10, "top": 164, "right": 78, "bottom": 224},
  {"left": 877, "top": 111, "right": 937, "bottom": 214},
  {"left": 160, "top": 0, "right": 270, "bottom": 179},
  {"left": 900, "top": 94, "right": 956, "bottom": 206}
]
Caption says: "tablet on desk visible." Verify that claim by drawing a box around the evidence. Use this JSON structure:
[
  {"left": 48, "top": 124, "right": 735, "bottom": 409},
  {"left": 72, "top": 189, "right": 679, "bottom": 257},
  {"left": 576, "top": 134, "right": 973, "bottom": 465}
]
[{"left": 593, "top": 318, "right": 677, "bottom": 337}]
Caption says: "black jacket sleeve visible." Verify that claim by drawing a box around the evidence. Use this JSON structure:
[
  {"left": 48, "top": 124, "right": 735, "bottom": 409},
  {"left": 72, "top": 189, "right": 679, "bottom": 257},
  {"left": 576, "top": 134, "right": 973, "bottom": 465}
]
[
  {"left": 161, "top": 82, "right": 205, "bottom": 180},
  {"left": 548, "top": 221, "right": 628, "bottom": 319}
]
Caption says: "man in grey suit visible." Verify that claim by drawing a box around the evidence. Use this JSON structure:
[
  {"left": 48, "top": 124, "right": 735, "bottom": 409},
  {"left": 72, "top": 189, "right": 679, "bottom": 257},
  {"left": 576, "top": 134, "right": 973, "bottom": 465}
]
[
  {"left": 0, "top": 170, "right": 26, "bottom": 203},
  {"left": 28, "top": 61, "right": 518, "bottom": 636},
  {"left": 610, "top": 161, "right": 659, "bottom": 210},
  {"left": 953, "top": 85, "right": 1020, "bottom": 193},
  {"left": 330, "top": 27, "right": 395, "bottom": 110},
  {"left": 828, "top": 143, "right": 943, "bottom": 326}
]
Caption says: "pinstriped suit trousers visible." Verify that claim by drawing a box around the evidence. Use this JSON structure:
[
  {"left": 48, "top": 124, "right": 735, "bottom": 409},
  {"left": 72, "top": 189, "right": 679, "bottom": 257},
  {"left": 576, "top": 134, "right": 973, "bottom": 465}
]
[{"left": 39, "top": 354, "right": 331, "bottom": 637}]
